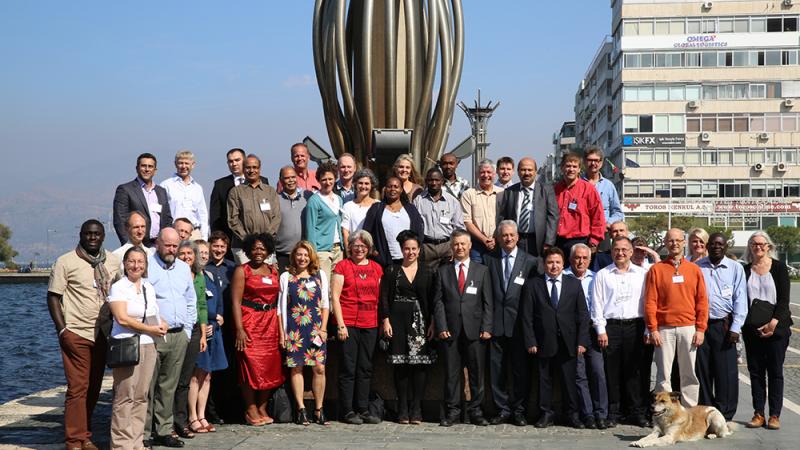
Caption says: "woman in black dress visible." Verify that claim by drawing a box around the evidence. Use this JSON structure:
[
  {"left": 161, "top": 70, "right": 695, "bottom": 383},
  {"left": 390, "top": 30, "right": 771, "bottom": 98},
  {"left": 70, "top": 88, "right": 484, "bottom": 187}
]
[{"left": 379, "top": 230, "right": 437, "bottom": 424}]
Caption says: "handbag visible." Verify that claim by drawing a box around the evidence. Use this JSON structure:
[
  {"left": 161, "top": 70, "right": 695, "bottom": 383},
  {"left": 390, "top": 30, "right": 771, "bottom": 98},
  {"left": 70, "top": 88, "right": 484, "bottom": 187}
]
[
  {"left": 745, "top": 298, "right": 775, "bottom": 328},
  {"left": 106, "top": 285, "right": 148, "bottom": 368}
]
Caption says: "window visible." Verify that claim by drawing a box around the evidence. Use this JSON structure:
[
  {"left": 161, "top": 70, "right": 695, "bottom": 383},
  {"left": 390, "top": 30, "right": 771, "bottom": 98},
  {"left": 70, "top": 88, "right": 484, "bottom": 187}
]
[
  {"left": 624, "top": 22, "right": 638, "bottom": 36},
  {"left": 752, "top": 183, "right": 766, "bottom": 197},
  {"left": 655, "top": 21, "right": 669, "bottom": 35},
  {"left": 687, "top": 182, "right": 702, "bottom": 198},
  {"left": 703, "top": 182, "right": 717, "bottom": 197},
  {"left": 655, "top": 151, "right": 669, "bottom": 165},
  {"left": 702, "top": 116, "right": 717, "bottom": 132},
  {"left": 751, "top": 149, "right": 765, "bottom": 163},
  {"left": 786, "top": 17, "right": 798, "bottom": 32},
  {"left": 766, "top": 50, "right": 781, "bottom": 65},
  {"left": 718, "top": 84, "right": 734, "bottom": 99},
  {"left": 734, "top": 149, "right": 748, "bottom": 165},
  {"left": 767, "top": 17, "right": 783, "bottom": 32},
  {"left": 719, "top": 18, "right": 734, "bottom": 33},
  {"left": 639, "top": 115, "right": 653, "bottom": 132},
  {"left": 766, "top": 115, "right": 781, "bottom": 132},
  {"left": 624, "top": 115, "right": 639, "bottom": 133},
  {"left": 640, "top": 20, "right": 654, "bottom": 35},
  {"left": 686, "top": 52, "right": 701, "bottom": 67},
  {"left": 638, "top": 151, "right": 654, "bottom": 166},
  {"left": 687, "top": 115, "right": 701, "bottom": 132},
  {"left": 718, "top": 115, "right": 733, "bottom": 132},
  {"left": 703, "top": 19, "right": 717, "bottom": 33},
  {"left": 734, "top": 84, "right": 748, "bottom": 99},
  {"left": 625, "top": 54, "right": 641, "bottom": 68},
  {"left": 703, "top": 85, "right": 717, "bottom": 100},
  {"left": 767, "top": 150, "right": 781, "bottom": 163},
  {"left": 750, "top": 114, "right": 765, "bottom": 132},
  {"left": 783, "top": 50, "right": 798, "bottom": 65},
  {"left": 734, "top": 18, "right": 749, "bottom": 33},
  {"left": 734, "top": 114, "right": 749, "bottom": 131},
  {"left": 685, "top": 150, "right": 701, "bottom": 164},
  {"left": 687, "top": 19, "right": 702, "bottom": 33},
  {"left": 641, "top": 53, "right": 654, "bottom": 68},
  {"left": 624, "top": 184, "right": 638, "bottom": 198},
  {"left": 672, "top": 151, "right": 685, "bottom": 166},
  {"left": 669, "top": 86, "right": 685, "bottom": 100},
  {"left": 670, "top": 19, "right": 685, "bottom": 35},
  {"left": 655, "top": 53, "right": 667, "bottom": 68},
  {"left": 720, "top": 51, "right": 733, "bottom": 67},
  {"left": 702, "top": 51, "right": 718, "bottom": 67},
  {"left": 656, "top": 183, "right": 670, "bottom": 198},
  {"left": 654, "top": 85, "right": 669, "bottom": 100},
  {"left": 672, "top": 183, "right": 686, "bottom": 198},
  {"left": 734, "top": 51, "right": 749, "bottom": 67},
  {"left": 669, "top": 115, "right": 684, "bottom": 132},
  {"left": 751, "top": 17, "right": 766, "bottom": 32},
  {"left": 654, "top": 115, "right": 669, "bottom": 132},
  {"left": 719, "top": 150, "right": 733, "bottom": 164},
  {"left": 783, "top": 115, "right": 797, "bottom": 132},
  {"left": 784, "top": 183, "right": 800, "bottom": 197},
  {"left": 783, "top": 149, "right": 796, "bottom": 163},
  {"left": 639, "top": 86, "right": 653, "bottom": 101},
  {"left": 686, "top": 85, "right": 701, "bottom": 100},
  {"left": 702, "top": 150, "right": 717, "bottom": 165},
  {"left": 756, "top": 51, "right": 766, "bottom": 66}
]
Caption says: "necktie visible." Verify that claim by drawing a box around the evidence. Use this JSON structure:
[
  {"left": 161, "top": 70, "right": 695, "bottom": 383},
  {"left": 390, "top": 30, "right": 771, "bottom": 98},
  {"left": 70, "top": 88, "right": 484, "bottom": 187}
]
[
  {"left": 458, "top": 263, "right": 466, "bottom": 295},
  {"left": 519, "top": 187, "right": 531, "bottom": 233},
  {"left": 504, "top": 254, "right": 512, "bottom": 288},
  {"left": 549, "top": 278, "right": 559, "bottom": 308},
  {"left": 236, "top": 176, "right": 245, "bottom": 186}
]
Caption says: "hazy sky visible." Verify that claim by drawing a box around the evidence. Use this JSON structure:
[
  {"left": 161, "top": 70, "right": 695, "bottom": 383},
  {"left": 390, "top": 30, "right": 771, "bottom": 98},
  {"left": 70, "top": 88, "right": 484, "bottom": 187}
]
[{"left": 0, "top": 1, "right": 611, "bottom": 259}]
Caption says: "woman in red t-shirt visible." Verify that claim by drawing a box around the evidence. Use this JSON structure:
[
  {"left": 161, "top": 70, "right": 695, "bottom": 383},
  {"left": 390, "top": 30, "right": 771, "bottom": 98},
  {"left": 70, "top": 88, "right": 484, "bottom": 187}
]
[{"left": 331, "top": 229, "right": 384, "bottom": 424}]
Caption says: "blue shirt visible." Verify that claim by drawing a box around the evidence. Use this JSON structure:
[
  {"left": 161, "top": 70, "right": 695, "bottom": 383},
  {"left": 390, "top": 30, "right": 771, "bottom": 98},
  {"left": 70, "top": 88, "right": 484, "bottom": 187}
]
[
  {"left": 584, "top": 175, "right": 623, "bottom": 224},
  {"left": 695, "top": 256, "right": 747, "bottom": 334},
  {"left": 564, "top": 267, "right": 595, "bottom": 316},
  {"left": 147, "top": 253, "right": 197, "bottom": 339}
]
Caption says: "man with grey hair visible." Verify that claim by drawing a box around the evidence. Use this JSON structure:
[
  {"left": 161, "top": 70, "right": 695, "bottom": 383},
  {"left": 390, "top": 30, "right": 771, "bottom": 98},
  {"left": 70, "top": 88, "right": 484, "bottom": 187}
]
[
  {"left": 334, "top": 152, "right": 357, "bottom": 202},
  {"left": 460, "top": 159, "right": 503, "bottom": 263},
  {"left": 160, "top": 150, "right": 209, "bottom": 240},
  {"left": 483, "top": 220, "right": 538, "bottom": 426},
  {"left": 413, "top": 167, "right": 465, "bottom": 271},
  {"left": 227, "top": 154, "right": 281, "bottom": 263},
  {"left": 564, "top": 243, "right": 608, "bottom": 429}
]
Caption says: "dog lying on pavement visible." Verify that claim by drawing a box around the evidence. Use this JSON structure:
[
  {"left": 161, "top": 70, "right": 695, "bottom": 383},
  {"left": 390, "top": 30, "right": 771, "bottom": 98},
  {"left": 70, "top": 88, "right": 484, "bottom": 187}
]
[{"left": 630, "top": 391, "right": 735, "bottom": 447}]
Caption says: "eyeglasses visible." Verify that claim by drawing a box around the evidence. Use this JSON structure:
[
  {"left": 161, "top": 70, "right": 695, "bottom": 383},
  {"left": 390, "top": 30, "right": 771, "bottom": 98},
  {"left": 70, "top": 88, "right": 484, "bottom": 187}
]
[
  {"left": 749, "top": 242, "right": 769, "bottom": 248},
  {"left": 350, "top": 244, "right": 368, "bottom": 250},
  {"left": 665, "top": 239, "right": 684, "bottom": 245}
]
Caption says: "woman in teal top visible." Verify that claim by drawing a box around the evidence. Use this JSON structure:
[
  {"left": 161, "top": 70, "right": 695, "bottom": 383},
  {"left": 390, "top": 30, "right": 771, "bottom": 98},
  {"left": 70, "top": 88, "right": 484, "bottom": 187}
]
[{"left": 304, "top": 162, "right": 343, "bottom": 286}]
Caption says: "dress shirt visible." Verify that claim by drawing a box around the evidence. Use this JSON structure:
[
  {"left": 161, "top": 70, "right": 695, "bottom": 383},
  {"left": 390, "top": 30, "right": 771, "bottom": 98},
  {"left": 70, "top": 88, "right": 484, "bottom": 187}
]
[
  {"left": 591, "top": 262, "right": 647, "bottom": 335},
  {"left": 443, "top": 176, "right": 470, "bottom": 199},
  {"left": 495, "top": 180, "right": 512, "bottom": 189},
  {"left": 554, "top": 178, "right": 606, "bottom": 245},
  {"left": 564, "top": 267, "right": 595, "bottom": 315},
  {"left": 233, "top": 175, "right": 246, "bottom": 186},
  {"left": 139, "top": 177, "right": 162, "bottom": 239},
  {"left": 413, "top": 190, "right": 465, "bottom": 240},
  {"left": 583, "top": 175, "right": 624, "bottom": 225},
  {"left": 453, "top": 258, "right": 472, "bottom": 279},
  {"left": 501, "top": 247, "right": 518, "bottom": 287},
  {"left": 227, "top": 181, "right": 281, "bottom": 246},
  {"left": 460, "top": 185, "right": 503, "bottom": 238},
  {"left": 147, "top": 253, "right": 197, "bottom": 339},
  {"left": 335, "top": 180, "right": 355, "bottom": 203},
  {"left": 546, "top": 273, "right": 563, "bottom": 303},
  {"left": 515, "top": 183, "right": 535, "bottom": 233},
  {"left": 696, "top": 256, "right": 747, "bottom": 334},
  {"left": 160, "top": 174, "right": 209, "bottom": 239}
]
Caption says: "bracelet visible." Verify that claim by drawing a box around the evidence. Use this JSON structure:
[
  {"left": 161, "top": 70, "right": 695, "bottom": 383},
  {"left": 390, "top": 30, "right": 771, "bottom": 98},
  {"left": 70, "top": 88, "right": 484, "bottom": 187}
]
[
  {"left": 338, "top": 326, "right": 346, "bottom": 330},
  {"left": 58, "top": 328, "right": 66, "bottom": 336},
  {"left": 319, "top": 329, "right": 328, "bottom": 334}
]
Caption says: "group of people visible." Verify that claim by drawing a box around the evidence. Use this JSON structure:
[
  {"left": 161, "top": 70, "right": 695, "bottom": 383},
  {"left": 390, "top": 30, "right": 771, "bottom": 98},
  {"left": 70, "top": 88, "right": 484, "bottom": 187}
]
[{"left": 47, "top": 143, "right": 792, "bottom": 450}]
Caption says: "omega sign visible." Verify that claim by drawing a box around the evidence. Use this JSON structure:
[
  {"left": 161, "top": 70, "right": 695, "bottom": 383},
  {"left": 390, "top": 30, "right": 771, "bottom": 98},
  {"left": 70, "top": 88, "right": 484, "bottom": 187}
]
[
  {"left": 622, "top": 134, "right": 685, "bottom": 147},
  {"left": 674, "top": 35, "right": 727, "bottom": 49}
]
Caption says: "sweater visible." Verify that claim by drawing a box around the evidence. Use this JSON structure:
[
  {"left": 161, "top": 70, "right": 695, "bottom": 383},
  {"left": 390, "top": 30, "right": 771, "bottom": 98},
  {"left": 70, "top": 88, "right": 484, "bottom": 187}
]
[{"left": 645, "top": 257, "right": 708, "bottom": 332}]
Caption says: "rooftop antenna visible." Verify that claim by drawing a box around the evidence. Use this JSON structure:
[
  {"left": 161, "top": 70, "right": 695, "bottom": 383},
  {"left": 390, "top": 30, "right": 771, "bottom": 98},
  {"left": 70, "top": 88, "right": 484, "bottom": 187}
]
[{"left": 458, "top": 89, "right": 500, "bottom": 186}]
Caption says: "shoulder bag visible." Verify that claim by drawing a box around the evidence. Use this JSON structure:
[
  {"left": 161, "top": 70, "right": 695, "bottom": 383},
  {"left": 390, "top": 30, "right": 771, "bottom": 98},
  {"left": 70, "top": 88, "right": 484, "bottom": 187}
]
[{"left": 107, "top": 285, "right": 148, "bottom": 368}]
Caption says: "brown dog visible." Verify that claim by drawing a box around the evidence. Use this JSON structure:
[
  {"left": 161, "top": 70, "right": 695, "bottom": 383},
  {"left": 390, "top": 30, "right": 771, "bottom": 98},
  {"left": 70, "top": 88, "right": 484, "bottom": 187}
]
[{"left": 630, "top": 391, "right": 735, "bottom": 447}]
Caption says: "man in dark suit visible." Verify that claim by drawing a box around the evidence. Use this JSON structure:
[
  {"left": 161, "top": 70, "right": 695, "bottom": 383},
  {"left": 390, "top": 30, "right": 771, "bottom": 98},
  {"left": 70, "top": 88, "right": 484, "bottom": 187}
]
[
  {"left": 496, "top": 157, "right": 558, "bottom": 259},
  {"left": 521, "top": 247, "right": 590, "bottom": 429},
  {"left": 483, "top": 220, "right": 538, "bottom": 426},
  {"left": 113, "top": 153, "right": 173, "bottom": 246},
  {"left": 433, "top": 229, "right": 493, "bottom": 427},
  {"left": 208, "top": 148, "right": 269, "bottom": 240}
]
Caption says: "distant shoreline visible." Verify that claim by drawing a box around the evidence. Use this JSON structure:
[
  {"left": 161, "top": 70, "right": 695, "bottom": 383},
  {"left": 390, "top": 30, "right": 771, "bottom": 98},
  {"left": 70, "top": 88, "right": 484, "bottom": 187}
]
[{"left": 0, "top": 272, "right": 50, "bottom": 284}]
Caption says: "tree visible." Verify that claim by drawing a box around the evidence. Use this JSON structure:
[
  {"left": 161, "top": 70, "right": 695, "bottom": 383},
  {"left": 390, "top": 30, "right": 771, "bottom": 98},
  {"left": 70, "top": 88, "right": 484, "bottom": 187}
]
[
  {"left": 766, "top": 226, "right": 800, "bottom": 264},
  {"left": 0, "top": 223, "right": 18, "bottom": 267},
  {"left": 627, "top": 214, "right": 668, "bottom": 248}
]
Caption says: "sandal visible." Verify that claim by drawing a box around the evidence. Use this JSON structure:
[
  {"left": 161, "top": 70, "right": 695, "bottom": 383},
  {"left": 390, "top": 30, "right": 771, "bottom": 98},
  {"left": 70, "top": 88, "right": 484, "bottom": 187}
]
[
  {"left": 199, "top": 417, "right": 216, "bottom": 432},
  {"left": 295, "top": 408, "right": 310, "bottom": 426},
  {"left": 188, "top": 420, "right": 207, "bottom": 434},
  {"left": 244, "top": 413, "right": 265, "bottom": 426},
  {"left": 314, "top": 408, "right": 330, "bottom": 425}
]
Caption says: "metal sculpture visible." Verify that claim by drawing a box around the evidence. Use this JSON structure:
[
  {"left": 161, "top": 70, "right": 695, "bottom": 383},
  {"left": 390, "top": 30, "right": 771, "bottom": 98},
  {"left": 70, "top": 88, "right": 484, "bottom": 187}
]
[{"left": 312, "top": 0, "right": 464, "bottom": 172}]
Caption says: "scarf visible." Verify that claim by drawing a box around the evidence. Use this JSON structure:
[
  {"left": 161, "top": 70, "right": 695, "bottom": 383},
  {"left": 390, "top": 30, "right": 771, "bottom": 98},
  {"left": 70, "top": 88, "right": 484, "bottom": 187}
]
[{"left": 75, "top": 244, "right": 112, "bottom": 302}]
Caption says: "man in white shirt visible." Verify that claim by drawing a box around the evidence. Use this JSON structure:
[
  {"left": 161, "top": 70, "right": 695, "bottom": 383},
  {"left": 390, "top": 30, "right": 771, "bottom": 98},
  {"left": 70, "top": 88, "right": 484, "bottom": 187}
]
[
  {"left": 112, "top": 211, "right": 154, "bottom": 267},
  {"left": 160, "top": 150, "right": 209, "bottom": 240},
  {"left": 592, "top": 235, "right": 649, "bottom": 428}
]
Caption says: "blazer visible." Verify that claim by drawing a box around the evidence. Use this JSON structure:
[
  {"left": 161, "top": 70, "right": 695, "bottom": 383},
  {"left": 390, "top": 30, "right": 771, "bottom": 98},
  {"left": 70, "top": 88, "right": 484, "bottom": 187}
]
[
  {"left": 432, "top": 261, "right": 493, "bottom": 341},
  {"left": 744, "top": 258, "right": 794, "bottom": 337},
  {"left": 362, "top": 202, "right": 424, "bottom": 267},
  {"left": 496, "top": 180, "right": 559, "bottom": 254},
  {"left": 112, "top": 179, "right": 172, "bottom": 245},
  {"left": 209, "top": 175, "right": 269, "bottom": 237},
  {"left": 520, "top": 274, "right": 590, "bottom": 358},
  {"left": 483, "top": 248, "right": 539, "bottom": 337}
]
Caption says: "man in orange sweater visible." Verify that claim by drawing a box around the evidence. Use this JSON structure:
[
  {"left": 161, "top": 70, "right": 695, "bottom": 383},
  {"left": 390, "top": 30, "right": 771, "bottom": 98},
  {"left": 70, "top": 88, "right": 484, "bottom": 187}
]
[{"left": 645, "top": 228, "right": 708, "bottom": 407}]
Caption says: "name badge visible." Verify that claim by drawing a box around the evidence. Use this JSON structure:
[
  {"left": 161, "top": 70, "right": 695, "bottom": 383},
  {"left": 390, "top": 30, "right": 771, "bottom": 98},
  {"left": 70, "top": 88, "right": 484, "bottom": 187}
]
[
  {"left": 614, "top": 294, "right": 630, "bottom": 305},
  {"left": 262, "top": 276, "right": 273, "bottom": 285},
  {"left": 465, "top": 286, "right": 478, "bottom": 295},
  {"left": 260, "top": 201, "right": 271, "bottom": 212},
  {"left": 205, "top": 289, "right": 213, "bottom": 297},
  {"left": 306, "top": 281, "right": 317, "bottom": 289},
  {"left": 672, "top": 275, "right": 685, "bottom": 284},
  {"left": 514, "top": 276, "right": 525, "bottom": 286},
  {"left": 181, "top": 198, "right": 193, "bottom": 208},
  {"left": 149, "top": 202, "right": 162, "bottom": 212},
  {"left": 720, "top": 287, "right": 733, "bottom": 298},
  {"left": 439, "top": 215, "right": 451, "bottom": 224},
  {"left": 568, "top": 200, "right": 578, "bottom": 211}
]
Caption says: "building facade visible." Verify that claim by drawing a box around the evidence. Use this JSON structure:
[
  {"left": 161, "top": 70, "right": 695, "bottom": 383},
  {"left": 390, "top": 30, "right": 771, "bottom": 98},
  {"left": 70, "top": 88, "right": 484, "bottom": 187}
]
[{"left": 585, "top": 0, "right": 800, "bottom": 233}]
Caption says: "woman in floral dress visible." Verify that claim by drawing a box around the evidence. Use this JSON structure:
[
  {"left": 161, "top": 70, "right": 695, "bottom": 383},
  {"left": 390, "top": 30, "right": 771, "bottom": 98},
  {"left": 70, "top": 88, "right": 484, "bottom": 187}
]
[{"left": 278, "top": 241, "right": 330, "bottom": 425}]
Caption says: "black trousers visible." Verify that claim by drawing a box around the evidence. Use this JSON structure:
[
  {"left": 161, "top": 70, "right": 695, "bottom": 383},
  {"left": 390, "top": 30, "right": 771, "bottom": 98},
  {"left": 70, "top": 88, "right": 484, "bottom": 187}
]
[
  {"left": 489, "top": 335, "right": 531, "bottom": 416},
  {"left": 393, "top": 365, "right": 427, "bottom": 419},
  {"left": 441, "top": 328, "right": 487, "bottom": 418},
  {"left": 538, "top": 339, "right": 579, "bottom": 418},
  {"left": 696, "top": 319, "right": 739, "bottom": 420},
  {"left": 555, "top": 236, "right": 589, "bottom": 259},
  {"left": 743, "top": 327, "right": 790, "bottom": 417},
  {"left": 605, "top": 319, "right": 645, "bottom": 419},
  {"left": 640, "top": 342, "right": 655, "bottom": 410},
  {"left": 174, "top": 323, "right": 201, "bottom": 429},
  {"left": 338, "top": 326, "right": 378, "bottom": 415}
]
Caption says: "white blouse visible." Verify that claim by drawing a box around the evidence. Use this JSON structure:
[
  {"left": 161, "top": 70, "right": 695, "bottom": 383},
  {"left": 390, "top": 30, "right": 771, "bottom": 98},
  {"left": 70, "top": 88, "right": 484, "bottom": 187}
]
[{"left": 107, "top": 277, "right": 160, "bottom": 344}]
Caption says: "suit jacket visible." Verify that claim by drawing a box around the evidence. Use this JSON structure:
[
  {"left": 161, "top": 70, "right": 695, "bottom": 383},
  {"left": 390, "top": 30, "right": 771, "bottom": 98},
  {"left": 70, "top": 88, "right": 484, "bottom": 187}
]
[
  {"left": 209, "top": 175, "right": 269, "bottom": 237},
  {"left": 112, "top": 179, "right": 172, "bottom": 245},
  {"left": 483, "top": 248, "right": 539, "bottom": 338},
  {"left": 496, "top": 180, "right": 559, "bottom": 254},
  {"left": 433, "top": 261, "right": 493, "bottom": 341},
  {"left": 520, "top": 274, "right": 590, "bottom": 358}
]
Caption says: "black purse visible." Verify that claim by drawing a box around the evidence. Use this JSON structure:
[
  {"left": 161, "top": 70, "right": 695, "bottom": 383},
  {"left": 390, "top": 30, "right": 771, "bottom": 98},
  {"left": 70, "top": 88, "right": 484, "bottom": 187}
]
[
  {"left": 107, "top": 285, "right": 148, "bottom": 368},
  {"left": 745, "top": 298, "right": 775, "bottom": 328}
]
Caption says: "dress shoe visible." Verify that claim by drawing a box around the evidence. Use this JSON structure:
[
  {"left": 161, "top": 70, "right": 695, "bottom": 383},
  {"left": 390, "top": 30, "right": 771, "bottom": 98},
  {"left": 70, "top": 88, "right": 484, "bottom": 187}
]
[
  {"left": 153, "top": 434, "right": 184, "bottom": 448},
  {"left": 595, "top": 418, "right": 608, "bottom": 430},
  {"left": 82, "top": 441, "right": 100, "bottom": 450},
  {"left": 583, "top": 416, "right": 597, "bottom": 429},
  {"left": 490, "top": 413, "right": 511, "bottom": 425},
  {"left": 534, "top": 413, "right": 554, "bottom": 428},
  {"left": 360, "top": 411, "right": 381, "bottom": 424},
  {"left": 439, "top": 416, "right": 456, "bottom": 427},
  {"left": 567, "top": 416, "right": 585, "bottom": 429},
  {"left": 342, "top": 411, "right": 363, "bottom": 425},
  {"left": 175, "top": 425, "right": 196, "bottom": 438},
  {"left": 630, "top": 415, "right": 650, "bottom": 428},
  {"left": 512, "top": 413, "right": 528, "bottom": 427},
  {"left": 746, "top": 412, "right": 765, "bottom": 428},
  {"left": 470, "top": 415, "right": 489, "bottom": 426},
  {"left": 205, "top": 412, "right": 224, "bottom": 425},
  {"left": 605, "top": 417, "right": 617, "bottom": 428},
  {"left": 767, "top": 415, "right": 780, "bottom": 430}
]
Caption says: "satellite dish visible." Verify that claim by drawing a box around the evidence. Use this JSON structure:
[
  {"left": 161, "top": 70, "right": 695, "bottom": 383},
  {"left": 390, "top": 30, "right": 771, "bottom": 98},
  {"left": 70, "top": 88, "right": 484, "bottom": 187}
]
[
  {"left": 303, "top": 136, "right": 332, "bottom": 163},
  {"left": 449, "top": 135, "right": 476, "bottom": 161}
]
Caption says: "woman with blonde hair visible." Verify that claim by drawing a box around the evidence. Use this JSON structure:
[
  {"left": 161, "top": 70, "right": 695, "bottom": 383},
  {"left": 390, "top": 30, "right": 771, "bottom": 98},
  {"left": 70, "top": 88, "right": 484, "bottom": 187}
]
[
  {"left": 687, "top": 227, "right": 709, "bottom": 262},
  {"left": 392, "top": 154, "right": 423, "bottom": 201},
  {"left": 277, "top": 241, "right": 330, "bottom": 425}
]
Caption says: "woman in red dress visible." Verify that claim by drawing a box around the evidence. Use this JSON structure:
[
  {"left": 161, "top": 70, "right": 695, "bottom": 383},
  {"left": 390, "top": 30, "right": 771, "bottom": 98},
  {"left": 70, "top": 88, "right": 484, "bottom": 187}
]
[{"left": 230, "top": 233, "right": 285, "bottom": 425}]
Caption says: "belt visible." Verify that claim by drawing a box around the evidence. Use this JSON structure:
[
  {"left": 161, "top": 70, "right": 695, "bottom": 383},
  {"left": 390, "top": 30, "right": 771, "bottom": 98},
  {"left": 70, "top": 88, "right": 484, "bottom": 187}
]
[
  {"left": 606, "top": 318, "right": 642, "bottom": 325},
  {"left": 167, "top": 326, "right": 184, "bottom": 334},
  {"left": 242, "top": 299, "right": 276, "bottom": 311},
  {"left": 424, "top": 236, "right": 449, "bottom": 245},
  {"left": 708, "top": 318, "right": 726, "bottom": 323},
  {"left": 332, "top": 243, "right": 341, "bottom": 249}
]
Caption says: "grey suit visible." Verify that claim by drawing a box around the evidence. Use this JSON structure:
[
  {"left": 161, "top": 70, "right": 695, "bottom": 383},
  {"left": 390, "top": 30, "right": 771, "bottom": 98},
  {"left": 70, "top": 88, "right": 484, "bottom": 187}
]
[
  {"left": 433, "top": 260, "right": 493, "bottom": 419},
  {"left": 496, "top": 181, "right": 558, "bottom": 260},
  {"left": 112, "top": 179, "right": 172, "bottom": 246}
]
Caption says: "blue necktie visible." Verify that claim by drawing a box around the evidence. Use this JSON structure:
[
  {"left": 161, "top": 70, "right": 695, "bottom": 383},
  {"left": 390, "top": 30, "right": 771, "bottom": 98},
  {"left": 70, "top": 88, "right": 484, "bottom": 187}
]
[
  {"left": 504, "top": 254, "right": 512, "bottom": 288},
  {"left": 549, "top": 278, "right": 559, "bottom": 308}
]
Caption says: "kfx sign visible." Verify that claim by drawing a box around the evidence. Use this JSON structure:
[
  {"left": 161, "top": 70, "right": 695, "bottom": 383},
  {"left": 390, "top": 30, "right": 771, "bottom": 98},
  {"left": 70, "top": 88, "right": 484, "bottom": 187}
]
[{"left": 622, "top": 134, "right": 685, "bottom": 147}]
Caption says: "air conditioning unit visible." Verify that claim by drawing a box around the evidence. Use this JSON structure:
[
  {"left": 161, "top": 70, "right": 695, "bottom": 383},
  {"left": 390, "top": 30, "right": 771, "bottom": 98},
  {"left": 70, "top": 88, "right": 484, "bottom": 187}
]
[
  {"left": 702, "top": 1, "right": 713, "bottom": 9},
  {"left": 758, "top": 132, "right": 769, "bottom": 140},
  {"left": 675, "top": 166, "right": 686, "bottom": 174},
  {"left": 784, "top": 98, "right": 794, "bottom": 107},
  {"left": 700, "top": 132, "right": 711, "bottom": 142},
  {"left": 777, "top": 162, "right": 788, "bottom": 172},
  {"left": 784, "top": 0, "right": 794, "bottom": 7},
  {"left": 687, "top": 100, "right": 699, "bottom": 109},
  {"left": 753, "top": 163, "right": 764, "bottom": 172}
]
